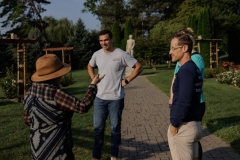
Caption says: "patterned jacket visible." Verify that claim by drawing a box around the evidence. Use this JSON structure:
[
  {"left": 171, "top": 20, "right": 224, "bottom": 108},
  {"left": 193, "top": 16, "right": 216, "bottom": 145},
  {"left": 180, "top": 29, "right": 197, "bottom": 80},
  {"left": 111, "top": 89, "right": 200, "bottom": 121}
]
[{"left": 23, "top": 83, "right": 97, "bottom": 160}]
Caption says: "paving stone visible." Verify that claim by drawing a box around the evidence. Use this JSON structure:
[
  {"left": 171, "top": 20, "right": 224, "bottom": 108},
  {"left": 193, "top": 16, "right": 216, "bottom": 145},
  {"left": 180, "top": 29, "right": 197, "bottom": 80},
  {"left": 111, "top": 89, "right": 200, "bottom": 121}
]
[{"left": 119, "top": 76, "right": 240, "bottom": 160}]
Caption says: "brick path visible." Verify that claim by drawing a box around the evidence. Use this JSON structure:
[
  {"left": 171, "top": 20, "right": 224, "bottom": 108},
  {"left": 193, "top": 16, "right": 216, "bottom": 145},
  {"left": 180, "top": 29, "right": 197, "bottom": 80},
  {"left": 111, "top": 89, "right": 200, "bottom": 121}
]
[{"left": 119, "top": 76, "right": 240, "bottom": 160}]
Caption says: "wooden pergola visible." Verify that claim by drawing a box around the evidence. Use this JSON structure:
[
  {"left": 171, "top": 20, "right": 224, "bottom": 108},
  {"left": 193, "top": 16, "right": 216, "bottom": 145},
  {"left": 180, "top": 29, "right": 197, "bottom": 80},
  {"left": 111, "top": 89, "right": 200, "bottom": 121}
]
[
  {"left": 42, "top": 47, "right": 73, "bottom": 64},
  {"left": 42, "top": 47, "right": 74, "bottom": 79},
  {"left": 195, "top": 39, "right": 222, "bottom": 68},
  {"left": 0, "top": 38, "right": 37, "bottom": 102}
]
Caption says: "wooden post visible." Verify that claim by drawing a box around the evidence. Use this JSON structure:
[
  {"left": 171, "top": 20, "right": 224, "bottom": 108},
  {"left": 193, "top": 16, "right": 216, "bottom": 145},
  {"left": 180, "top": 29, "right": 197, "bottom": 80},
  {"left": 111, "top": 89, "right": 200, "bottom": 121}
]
[
  {"left": 216, "top": 42, "right": 219, "bottom": 67},
  {"left": 210, "top": 42, "right": 213, "bottom": 68},
  {"left": 62, "top": 49, "right": 65, "bottom": 63},
  {"left": 69, "top": 51, "right": 72, "bottom": 78},
  {"left": 197, "top": 41, "right": 201, "bottom": 53},
  {"left": 23, "top": 44, "right": 27, "bottom": 96},
  {"left": 17, "top": 44, "right": 21, "bottom": 102}
]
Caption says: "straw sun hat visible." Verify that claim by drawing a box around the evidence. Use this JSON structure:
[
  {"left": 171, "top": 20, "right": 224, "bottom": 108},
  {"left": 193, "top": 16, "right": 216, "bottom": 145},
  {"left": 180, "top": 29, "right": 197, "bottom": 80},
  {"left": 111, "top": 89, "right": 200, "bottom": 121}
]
[{"left": 31, "top": 54, "right": 71, "bottom": 82}]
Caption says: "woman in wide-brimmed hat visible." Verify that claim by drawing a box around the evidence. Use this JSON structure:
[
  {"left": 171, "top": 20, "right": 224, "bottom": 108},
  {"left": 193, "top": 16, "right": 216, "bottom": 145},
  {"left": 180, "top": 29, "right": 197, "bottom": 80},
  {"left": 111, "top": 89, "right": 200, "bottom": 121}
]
[{"left": 23, "top": 54, "right": 104, "bottom": 160}]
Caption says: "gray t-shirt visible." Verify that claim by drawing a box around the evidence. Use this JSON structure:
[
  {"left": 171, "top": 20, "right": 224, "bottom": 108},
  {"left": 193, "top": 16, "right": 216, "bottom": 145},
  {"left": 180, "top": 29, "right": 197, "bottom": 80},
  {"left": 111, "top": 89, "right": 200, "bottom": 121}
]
[{"left": 89, "top": 48, "right": 137, "bottom": 100}]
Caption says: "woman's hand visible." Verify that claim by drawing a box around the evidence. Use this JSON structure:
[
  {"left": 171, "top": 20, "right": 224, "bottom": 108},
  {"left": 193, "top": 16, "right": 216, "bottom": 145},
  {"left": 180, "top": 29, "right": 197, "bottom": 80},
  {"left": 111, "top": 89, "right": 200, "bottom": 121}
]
[{"left": 91, "top": 74, "right": 105, "bottom": 85}]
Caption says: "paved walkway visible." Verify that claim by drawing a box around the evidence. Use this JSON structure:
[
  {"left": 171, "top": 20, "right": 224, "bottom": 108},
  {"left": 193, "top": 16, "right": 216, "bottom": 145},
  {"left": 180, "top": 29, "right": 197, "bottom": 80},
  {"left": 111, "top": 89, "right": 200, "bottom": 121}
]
[{"left": 119, "top": 76, "right": 240, "bottom": 160}]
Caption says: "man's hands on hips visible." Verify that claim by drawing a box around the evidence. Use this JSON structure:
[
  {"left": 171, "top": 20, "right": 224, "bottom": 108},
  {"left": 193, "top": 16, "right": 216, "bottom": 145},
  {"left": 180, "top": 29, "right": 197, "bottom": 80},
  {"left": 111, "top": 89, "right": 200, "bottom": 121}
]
[{"left": 170, "top": 124, "right": 178, "bottom": 136}]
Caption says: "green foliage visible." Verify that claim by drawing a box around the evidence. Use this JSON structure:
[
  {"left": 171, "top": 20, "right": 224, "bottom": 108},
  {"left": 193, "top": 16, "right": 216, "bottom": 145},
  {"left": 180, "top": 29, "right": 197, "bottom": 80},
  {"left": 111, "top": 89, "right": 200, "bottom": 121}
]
[
  {"left": 186, "top": 14, "right": 197, "bottom": 33},
  {"left": 128, "top": 0, "right": 183, "bottom": 35},
  {"left": 205, "top": 68, "right": 217, "bottom": 78},
  {"left": 0, "top": 65, "right": 17, "bottom": 99},
  {"left": 0, "top": 0, "right": 50, "bottom": 38},
  {"left": 121, "top": 18, "right": 134, "bottom": 50},
  {"left": 71, "top": 18, "right": 94, "bottom": 69},
  {"left": 176, "top": 0, "right": 202, "bottom": 24},
  {"left": 216, "top": 70, "right": 240, "bottom": 87},
  {"left": 112, "top": 21, "right": 122, "bottom": 48},
  {"left": 0, "top": 43, "right": 15, "bottom": 73},
  {"left": 197, "top": 7, "right": 214, "bottom": 68},
  {"left": 83, "top": 0, "right": 127, "bottom": 30},
  {"left": 27, "top": 28, "right": 46, "bottom": 74},
  {"left": 149, "top": 20, "right": 185, "bottom": 64},
  {"left": 147, "top": 69, "right": 240, "bottom": 154},
  {"left": 216, "top": 61, "right": 240, "bottom": 87},
  {"left": 88, "top": 30, "right": 101, "bottom": 53},
  {"left": 60, "top": 73, "right": 74, "bottom": 87},
  {"left": 44, "top": 17, "right": 75, "bottom": 47},
  {"left": 0, "top": 69, "right": 112, "bottom": 159}
]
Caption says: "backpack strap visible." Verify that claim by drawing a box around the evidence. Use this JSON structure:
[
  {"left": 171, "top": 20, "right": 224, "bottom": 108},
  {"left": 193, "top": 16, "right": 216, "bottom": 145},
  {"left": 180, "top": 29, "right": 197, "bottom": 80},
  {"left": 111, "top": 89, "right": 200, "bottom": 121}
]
[{"left": 191, "top": 51, "right": 199, "bottom": 56}]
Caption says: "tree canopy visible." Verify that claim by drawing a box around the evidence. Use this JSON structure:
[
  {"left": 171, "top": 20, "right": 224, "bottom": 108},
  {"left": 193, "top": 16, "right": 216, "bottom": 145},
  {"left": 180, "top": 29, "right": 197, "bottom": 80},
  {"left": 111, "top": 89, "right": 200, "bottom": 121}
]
[{"left": 0, "top": 0, "right": 50, "bottom": 40}]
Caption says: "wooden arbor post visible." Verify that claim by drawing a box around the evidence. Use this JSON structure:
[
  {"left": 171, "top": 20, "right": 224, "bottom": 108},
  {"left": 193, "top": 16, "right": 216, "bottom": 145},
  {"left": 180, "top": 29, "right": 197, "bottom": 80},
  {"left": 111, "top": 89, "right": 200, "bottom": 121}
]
[
  {"left": 43, "top": 47, "right": 73, "bottom": 64},
  {"left": 0, "top": 38, "right": 37, "bottom": 102},
  {"left": 43, "top": 47, "right": 73, "bottom": 77},
  {"left": 195, "top": 39, "right": 222, "bottom": 68}
]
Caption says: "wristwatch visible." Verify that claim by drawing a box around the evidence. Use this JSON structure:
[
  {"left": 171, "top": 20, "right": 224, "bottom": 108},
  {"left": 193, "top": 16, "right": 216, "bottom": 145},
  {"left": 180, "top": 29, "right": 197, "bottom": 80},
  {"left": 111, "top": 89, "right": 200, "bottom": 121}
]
[{"left": 124, "top": 79, "right": 129, "bottom": 84}]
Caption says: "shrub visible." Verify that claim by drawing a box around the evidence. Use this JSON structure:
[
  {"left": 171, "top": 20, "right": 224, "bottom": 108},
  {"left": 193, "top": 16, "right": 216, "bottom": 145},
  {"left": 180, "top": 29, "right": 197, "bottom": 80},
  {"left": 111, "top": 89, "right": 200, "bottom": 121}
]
[
  {"left": 221, "top": 61, "right": 240, "bottom": 71},
  {"left": 232, "top": 70, "right": 240, "bottom": 87},
  {"left": 60, "top": 72, "right": 74, "bottom": 87},
  {"left": 216, "top": 70, "right": 240, "bottom": 87},
  {"left": 0, "top": 66, "right": 17, "bottom": 99},
  {"left": 205, "top": 68, "right": 217, "bottom": 78}
]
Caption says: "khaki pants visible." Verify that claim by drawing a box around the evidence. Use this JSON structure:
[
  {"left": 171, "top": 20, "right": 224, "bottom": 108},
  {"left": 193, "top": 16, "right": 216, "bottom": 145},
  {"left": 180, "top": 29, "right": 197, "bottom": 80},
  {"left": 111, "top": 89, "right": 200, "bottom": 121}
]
[{"left": 167, "top": 121, "right": 202, "bottom": 160}]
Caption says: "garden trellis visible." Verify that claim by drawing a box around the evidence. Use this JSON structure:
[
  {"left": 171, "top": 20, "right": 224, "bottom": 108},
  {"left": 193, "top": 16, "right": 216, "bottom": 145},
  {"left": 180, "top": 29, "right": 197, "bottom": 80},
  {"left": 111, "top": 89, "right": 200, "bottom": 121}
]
[
  {"left": 43, "top": 47, "right": 73, "bottom": 80},
  {"left": 0, "top": 36, "right": 37, "bottom": 102},
  {"left": 195, "top": 38, "right": 222, "bottom": 68}
]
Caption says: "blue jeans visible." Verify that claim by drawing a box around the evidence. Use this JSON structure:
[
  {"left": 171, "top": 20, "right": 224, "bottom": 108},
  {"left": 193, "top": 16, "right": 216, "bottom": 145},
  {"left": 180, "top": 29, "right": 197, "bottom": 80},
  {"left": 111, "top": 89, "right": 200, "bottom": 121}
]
[{"left": 92, "top": 97, "right": 124, "bottom": 159}]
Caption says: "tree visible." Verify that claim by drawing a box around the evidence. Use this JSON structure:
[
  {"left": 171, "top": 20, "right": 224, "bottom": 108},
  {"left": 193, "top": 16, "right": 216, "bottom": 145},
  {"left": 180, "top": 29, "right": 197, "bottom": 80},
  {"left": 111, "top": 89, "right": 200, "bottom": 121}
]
[
  {"left": 71, "top": 18, "right": 94, "bottom": 69},
  {"left": 186, "top": 14, "right": 198, "bottom": 34},
  {"left": 44, "top": 17, "right": 75, "bottom": 47},
  {"left": 121, "top": 18, "right": 134, "bottom": 50},
  {"left": 112, "top": 21, "right": 122, "bottom": 48},
  {"left": 0, "top": 0, "right": 50, "bottom": 40},
  {"left": 197, "top": 7, "right": 214, "bottom": 67},
  {"left": 0, "top": 43, "right": 14, "bottom": 73},
  {"left": 175, "top": 0, "right": 201, "bottom": 23},
  {"left": 83, "top": 0, "right": 127, "bottom": 30},
  {"left": 88, "top": 30, "right": 101, "bottom": 53},
  {"left": 197, "top": 0, "right": 240, "bottom": 63},
  {"left": 149, "top": 20, "right": 185, "bottom": 65},
  {"left": 27, "top": 28, "right": 46, "bottom": 74},
  {"left": 83, "top": 0, "right": 184, "bottom": 34},
  {"left": 128, "top": 0, "right": 185, "bottom": 36}
]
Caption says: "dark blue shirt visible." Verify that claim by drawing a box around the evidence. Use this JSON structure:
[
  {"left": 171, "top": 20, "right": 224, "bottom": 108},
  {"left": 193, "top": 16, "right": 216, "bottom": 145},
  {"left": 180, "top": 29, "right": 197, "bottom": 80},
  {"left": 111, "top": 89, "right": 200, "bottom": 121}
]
[{"left": 170, "top": 60, "right": 203, "bottom": 127}]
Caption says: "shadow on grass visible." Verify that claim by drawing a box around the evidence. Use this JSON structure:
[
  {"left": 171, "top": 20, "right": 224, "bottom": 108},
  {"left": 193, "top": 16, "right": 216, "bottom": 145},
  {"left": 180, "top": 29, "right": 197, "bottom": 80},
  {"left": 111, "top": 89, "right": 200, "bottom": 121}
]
[
  {"left": 62, "top": 86, "right": 89, "bottom": 96},
  {"left": 0, "top": 99, "right": 19, "bottom": 106},
  {"left": 72, "top": 128, "right": 111, "bottom": 159},
  {"left": 206, "top": 116, "right": 240, "bottom": 133},
  {"left": 140, "top": 72, "right": 157, "bottom": 76},
  {"left": 156, "top": 66, "right": 175, "bottom": 70},
  {"left": 206, "top": 116, "right": 240, "bottom": 154}
]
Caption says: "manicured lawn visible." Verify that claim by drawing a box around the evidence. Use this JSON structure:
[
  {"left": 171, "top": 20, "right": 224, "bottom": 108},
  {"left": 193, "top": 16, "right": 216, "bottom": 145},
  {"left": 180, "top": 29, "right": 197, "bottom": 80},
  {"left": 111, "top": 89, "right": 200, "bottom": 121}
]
[
  {"left": 0, "top": 70, "right": 112, "bottom": 160},
  {"left": 0, "top": 66, "right": 240, "bottom": 159},
  {"left": 146, "top": 67, "right": 240, "bottom": 154}
]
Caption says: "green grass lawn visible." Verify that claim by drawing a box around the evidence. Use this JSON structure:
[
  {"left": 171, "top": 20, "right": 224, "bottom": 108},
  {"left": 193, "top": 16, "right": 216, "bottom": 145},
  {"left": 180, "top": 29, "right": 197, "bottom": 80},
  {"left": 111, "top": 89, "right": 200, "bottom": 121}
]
[
  {"left": 146, "top": 67, "right": 240, "bottom": 154},
  {"left": 0, "top": 66, "right": 240, "bottom": 159},
  {"left": 0, "top": 70, "right": 112, "bottom": 160}
]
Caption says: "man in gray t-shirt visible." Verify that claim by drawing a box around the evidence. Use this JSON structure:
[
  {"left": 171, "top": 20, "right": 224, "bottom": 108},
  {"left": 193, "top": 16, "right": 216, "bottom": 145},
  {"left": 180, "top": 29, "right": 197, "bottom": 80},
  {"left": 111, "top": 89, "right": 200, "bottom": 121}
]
[{"left": 88, "top": 30, "right": 143, "bottom": 160}]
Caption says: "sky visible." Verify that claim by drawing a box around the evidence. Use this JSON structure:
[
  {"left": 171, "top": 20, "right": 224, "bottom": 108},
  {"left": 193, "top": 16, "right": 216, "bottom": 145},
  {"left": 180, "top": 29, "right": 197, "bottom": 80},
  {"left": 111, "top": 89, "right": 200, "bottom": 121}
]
[{"left": 0, "top": 0, "right": 101, "bottom": 35}]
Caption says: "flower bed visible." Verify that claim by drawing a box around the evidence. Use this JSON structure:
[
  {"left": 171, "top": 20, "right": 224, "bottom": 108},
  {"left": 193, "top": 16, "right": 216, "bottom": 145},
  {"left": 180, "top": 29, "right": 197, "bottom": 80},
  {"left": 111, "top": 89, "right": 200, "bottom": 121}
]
[{"left": 216, "top": 61, "right": 240, "bottom": 87}]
